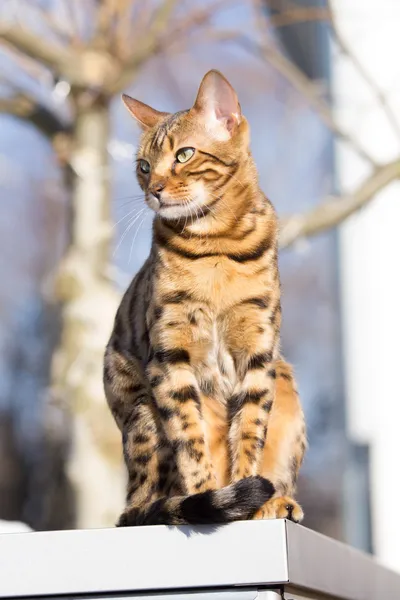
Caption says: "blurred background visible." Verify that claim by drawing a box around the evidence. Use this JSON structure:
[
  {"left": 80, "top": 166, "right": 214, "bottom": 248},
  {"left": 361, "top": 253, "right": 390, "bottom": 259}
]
[{"left": 1, "top": 0, "right": 399, "bottom": 573}]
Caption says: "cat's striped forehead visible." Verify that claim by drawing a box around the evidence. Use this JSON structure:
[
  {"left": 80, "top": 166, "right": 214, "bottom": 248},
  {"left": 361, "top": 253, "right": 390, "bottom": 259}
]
[{"left": 140, "top": 110, "right": 190, "bottom": 157}]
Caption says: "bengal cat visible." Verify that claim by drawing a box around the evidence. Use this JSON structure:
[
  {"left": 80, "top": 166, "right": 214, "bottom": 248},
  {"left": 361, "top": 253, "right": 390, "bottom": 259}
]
[{"left": 104, "top": 70, "right": 307, "bottom": 526}]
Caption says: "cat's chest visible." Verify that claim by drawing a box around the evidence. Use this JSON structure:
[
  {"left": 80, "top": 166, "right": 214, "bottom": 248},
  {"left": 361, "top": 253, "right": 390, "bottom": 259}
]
[{"left": 182, "top": 258, "right": 249, "bottom": 307}]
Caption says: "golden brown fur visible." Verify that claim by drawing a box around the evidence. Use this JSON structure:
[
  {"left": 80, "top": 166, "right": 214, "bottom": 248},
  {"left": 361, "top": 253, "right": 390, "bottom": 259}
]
[{"left": 104, "top": 70, "right": 307, "bottom": 526}]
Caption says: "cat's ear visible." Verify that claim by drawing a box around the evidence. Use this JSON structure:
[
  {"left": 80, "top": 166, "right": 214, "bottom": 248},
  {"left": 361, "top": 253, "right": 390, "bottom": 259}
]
[
  {"left": 122, "top": 94, "right": 169, "bottom": 129},
  {"left": 193, "top": 70, "right": 241, "bottom": 136}
]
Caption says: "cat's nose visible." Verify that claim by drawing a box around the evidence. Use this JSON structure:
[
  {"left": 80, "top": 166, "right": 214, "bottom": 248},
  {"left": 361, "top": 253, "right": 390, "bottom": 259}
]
[{"left": 150, "top": 182, "right": 165, "bottom": 201}]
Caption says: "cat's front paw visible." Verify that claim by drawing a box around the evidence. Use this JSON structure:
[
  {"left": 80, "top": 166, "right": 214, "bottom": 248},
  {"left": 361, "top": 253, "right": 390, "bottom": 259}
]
[{"left": 252, "top": 495, "right": 304, "bottom": 523}]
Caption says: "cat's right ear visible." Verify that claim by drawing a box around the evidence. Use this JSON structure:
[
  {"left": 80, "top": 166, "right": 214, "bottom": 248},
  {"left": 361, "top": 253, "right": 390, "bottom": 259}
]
[
  {"left": 122, "top": 94, "right": 169, "bottom": 129},
  {"left": 193, "top": 70, "right": 241, "bottom": 138}
]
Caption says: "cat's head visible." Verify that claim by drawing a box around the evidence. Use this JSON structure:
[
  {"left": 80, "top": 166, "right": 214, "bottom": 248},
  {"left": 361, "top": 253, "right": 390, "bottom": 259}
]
[{"left": 122, "top": 70, "right": 250, "bottom": 221}]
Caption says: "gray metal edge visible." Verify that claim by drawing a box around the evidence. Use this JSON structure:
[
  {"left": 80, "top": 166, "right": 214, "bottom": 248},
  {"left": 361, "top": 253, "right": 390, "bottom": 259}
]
[
  {"left": 0, "top": 520, "right": 289, "bottom": 598},
  {"left": 285, "top": 520, "right": 400, "bottom": 600}
]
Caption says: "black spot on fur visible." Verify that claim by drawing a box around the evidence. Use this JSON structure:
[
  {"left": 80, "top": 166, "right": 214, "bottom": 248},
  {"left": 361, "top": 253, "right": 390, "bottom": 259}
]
[
  {"left": 154, "top": 306, "right": 164, "bottom": 320},
  {"left": 135, "top": 454, "right": 151, "bottom": 466},
  {"left": 241, "top": 297, "right": 270, "bottom": 309},
  {"left": 262, "top": 400, "right": 273, "bottom": 412},
  {"left": 229, "top": 389, "right": 270, "bottom": 421},
  {"left": 173, "top": 439, "right": 204, "bottom": 461},
  {"left": 227, "top": 235, "right": 272, "bottom": 263},
  {"left": 171, "top": 385, "right": 200, "bottom": 404},
  {"left": 279, "top": 371, "right": 292, "bottom": 381},
  {"left": 150, "top": 374, "right": 163, "bottom": 388},
  {"left": 194, "top": 478, "right": 207, "bottom": 490},
  {"left": 133, "top": 433, "right": 150, "bottom": 444},
  {"left": 270, "top": 303, "right": 281, "bottom": 325},
  {"left": 159, "top": 406, "right": 179, "bottom": 420},
  {"left": 155, "top": 348, "right": 190, "bottom": 364},
  {"left": 247, "top": 351, "right": 273, "bottom": 370},
  {"left": 163, "top": 291, "right": 192, "bottom": 303},
  {"left": 158, "top": 462, "right": 170, "bottom": 475},
  {"left": 245, "top": 449, "right": 256, "bottom": 462}
]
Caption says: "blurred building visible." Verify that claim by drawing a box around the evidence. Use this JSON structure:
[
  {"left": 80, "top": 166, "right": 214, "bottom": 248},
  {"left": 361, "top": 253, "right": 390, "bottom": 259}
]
[{"left": 333, "top": 0, "right": 400, "bottom": 572}]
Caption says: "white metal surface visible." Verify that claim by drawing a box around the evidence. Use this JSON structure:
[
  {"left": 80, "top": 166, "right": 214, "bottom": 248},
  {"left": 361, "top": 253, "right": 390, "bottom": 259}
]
[
  {"left": 1, "top": 520, "right": 400, "bottom": 599},
  {"left": 43, "top": 593, "right": 281, "bottom": 600},
  {"left": 0, "top": 520, "right": 288, "bottom": 598},
  {"left": 285, "top": 521, "right": 400, "bottom": 600}
]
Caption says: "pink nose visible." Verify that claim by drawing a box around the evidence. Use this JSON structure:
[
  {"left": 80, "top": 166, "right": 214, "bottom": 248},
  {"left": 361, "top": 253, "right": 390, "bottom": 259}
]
[{"left": 150, "top": 182, "right": 165, "bottom": 200}]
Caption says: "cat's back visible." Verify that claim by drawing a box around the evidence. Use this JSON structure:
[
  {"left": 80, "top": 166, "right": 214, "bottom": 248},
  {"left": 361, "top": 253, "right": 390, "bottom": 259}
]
[{"left": 109, "top": 255, "right": 155, "bottom": 360}]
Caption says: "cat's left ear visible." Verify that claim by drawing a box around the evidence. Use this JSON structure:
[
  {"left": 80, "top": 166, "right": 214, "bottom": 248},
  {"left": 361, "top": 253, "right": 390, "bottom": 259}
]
[
  {"left": 193, "top": 70, "right": 241, "bottom": 137},
  {"left": 122, "top": 94, "right": 169, "bottom": 129}
]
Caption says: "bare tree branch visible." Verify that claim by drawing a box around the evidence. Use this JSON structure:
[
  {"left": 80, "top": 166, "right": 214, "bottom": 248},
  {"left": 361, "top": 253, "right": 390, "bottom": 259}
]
[
  {"left": 60, "top": 0, "right": 82, "bottom": 43},
  {"left": 93, "top": 0, "right": 120, "bottom": 48},
  {"left": 0, "top": 23, "right": 72, "bottom": 74},
  {"left": 0, "top": 93, "right": 63, "bottom": 132},
  {"left": 113, "top": 0, "right": 137, "bottom": 58},
  {"left": 0, "top": 92, "right": 72, "bottom": 167},
  {"left": 238, "top": 34, "right": 378, "bottom": 168},
  {"left": 22, "top": 0, "right": 74, "bottom": 45},
  {"left": 279, "top": 159, "right": 400, "bottom": 249},
  {"left": 248, "top": 0, "right": 379, "bottom": 168},
  {"left": 108, "top": 0, "right": 233, "bottom": 94},
  {"left": 106, "top": 0, "right": 178, "bottom": 93}
]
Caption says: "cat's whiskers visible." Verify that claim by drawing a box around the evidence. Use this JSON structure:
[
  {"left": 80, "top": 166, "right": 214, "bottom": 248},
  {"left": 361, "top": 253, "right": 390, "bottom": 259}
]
[
  {"left": 113, "top": 207, "right": 147, "bottom": 257},
  {"left": 112, "top": 205, "right": 147, "bottom": 230},
  {"left": 188, "top": 202, "right": 196, "bottom": 242},
  {"left": 129, "top": 213, "right": 149, "bottom": 265},
  {"left": 115, "top": 198, "right": 146, "bottom": 212},
  {"left": 188, "top": 193, "right": 233, "bottom": 233},
  {"left": 186, "top": 198, "right": 197, "bottom": 242},
  {"left": 115, "top": 194, "right": 146, "bottom": 208},
  {"left": 115, "top": 193, "right": 145, "bottom": 202},
  {"left": 206, "top": 189, "right": 239, "bottom": 225},
  {"left": 201, "top": 206, "right": 232, "bottom": 246},
  {"left": 181, "top": 200, "right": 190, "bottom": 234},
  {"left": 225, "top": 171, "right": 246, "bottom": 190}
]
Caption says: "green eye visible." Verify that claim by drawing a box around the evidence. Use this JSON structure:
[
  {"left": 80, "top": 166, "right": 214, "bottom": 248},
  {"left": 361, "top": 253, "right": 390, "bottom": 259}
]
[
  {"left": 139, "top": 159, "right": 150, "bottom": 174},
  {"left": 176, "top": 147, "right": 195, "bottom": 163}
]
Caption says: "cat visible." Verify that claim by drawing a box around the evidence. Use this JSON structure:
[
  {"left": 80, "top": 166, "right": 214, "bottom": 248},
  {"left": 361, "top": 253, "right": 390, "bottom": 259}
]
[{"left": 104, "top": 70, "right": 307, "bottom": 526}]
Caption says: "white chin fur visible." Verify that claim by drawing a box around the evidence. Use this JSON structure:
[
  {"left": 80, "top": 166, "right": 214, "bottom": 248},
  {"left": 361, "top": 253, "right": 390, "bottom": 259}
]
[
  {"left": 159, "top": 201, "right": 198, "bottom": 220},
  {"left": 147, "top": 194, "right": 160, "bottom": 211}
]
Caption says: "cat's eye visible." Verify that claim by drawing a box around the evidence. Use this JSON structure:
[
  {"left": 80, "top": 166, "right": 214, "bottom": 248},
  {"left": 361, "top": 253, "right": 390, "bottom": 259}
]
[
  {"left": 176, "top": 147, "right": 195, "bottom": 163},
  {"left": 138, "top": 159, "right": 150, "bottom": 174}
]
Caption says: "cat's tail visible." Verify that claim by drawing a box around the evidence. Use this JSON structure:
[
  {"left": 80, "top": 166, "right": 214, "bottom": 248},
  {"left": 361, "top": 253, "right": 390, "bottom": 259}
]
[{"left": 117, "top": 475, "right": 275, "bottom": 527}]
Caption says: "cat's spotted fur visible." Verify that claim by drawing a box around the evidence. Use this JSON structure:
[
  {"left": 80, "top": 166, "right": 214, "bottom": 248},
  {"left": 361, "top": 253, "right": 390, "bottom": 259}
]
[{"left": 104, "top": 70, "right": 306, "bottom": 526}]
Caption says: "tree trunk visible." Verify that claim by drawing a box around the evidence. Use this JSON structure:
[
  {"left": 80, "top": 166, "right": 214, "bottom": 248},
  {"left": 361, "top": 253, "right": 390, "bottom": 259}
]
[{"left": 50, "top": 96, "right": 125, "bottom": 529}]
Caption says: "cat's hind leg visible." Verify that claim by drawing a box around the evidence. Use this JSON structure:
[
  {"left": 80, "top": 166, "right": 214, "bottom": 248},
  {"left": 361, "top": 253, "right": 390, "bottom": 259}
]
[{"left": 254, "top": 359, "right": 306, "bottom": 523}]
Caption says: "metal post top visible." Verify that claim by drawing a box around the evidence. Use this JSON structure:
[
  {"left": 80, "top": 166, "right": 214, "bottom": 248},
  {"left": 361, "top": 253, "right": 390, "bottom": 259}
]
[{"left": 0, "top": 519, "right": 399, "bottom": 599}]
